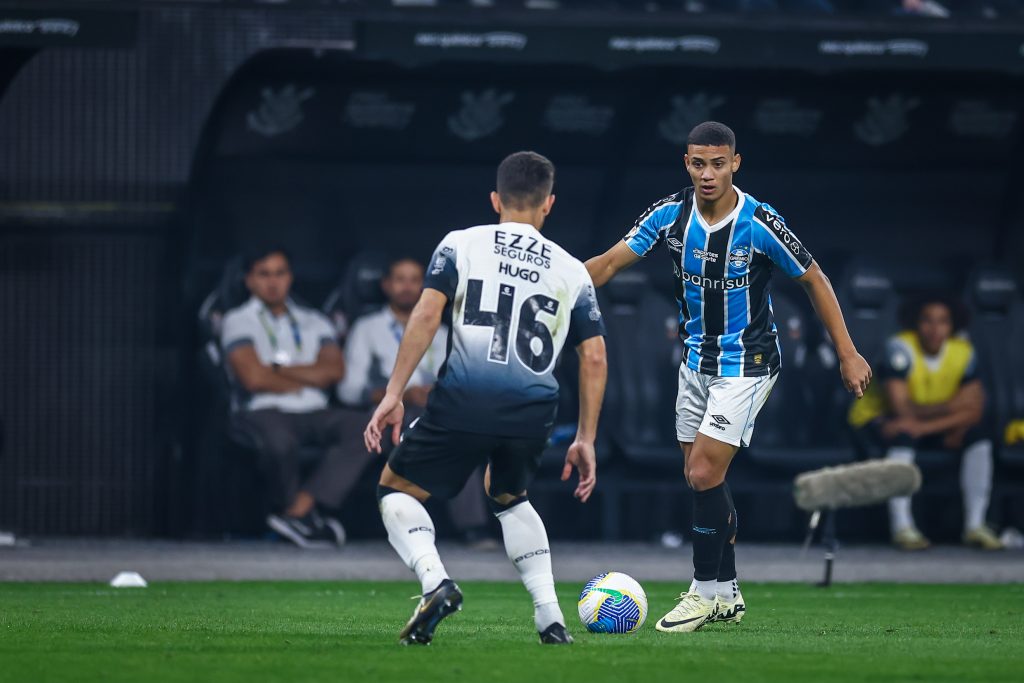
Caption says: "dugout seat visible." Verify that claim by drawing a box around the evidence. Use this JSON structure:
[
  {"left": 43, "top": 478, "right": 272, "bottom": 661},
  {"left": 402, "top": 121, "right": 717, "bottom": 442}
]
[
  {"left": 968, "top": 268, "right": 1024, "bottom": 469},
  {"left": 602, "top": 269, "right": 681, "bottom": 466},
  {"left": 835, "top": 264, "right": 963, "bottom": 540},
  {"left": 745, "top": 288, "right": 856, "bottom": 475},
  {"left": 192, "top": 256, "right": 319, "bottom": 536},
  {"left": 748, "top": 291, "right": 812, "bottom": 449},
  {"left": 321, "top": 250, "right": 390, "bottom": 344},
  {"left": 834, "top": 263, "right": 899, "bottom": 455},
  {"left": 192, "top": 256, "right": 259, "bottom": 534},
  {"left": 577, "top": 270, "right": 681, "bottom": 539},
  {"left": 969, "top": 269, "right": 1024, "bottom": 532},
  {"left": 196, "top": 256, "right": 249, "bottom": 399},
  {"left": 745, "top": 290, "right": 851, "bottom": 470},
  {"left": 836, "top": 263, "right": 898, "bottom": 370},
  {"left": 836, "top": 263, "right": 953, "bottom": 463}
]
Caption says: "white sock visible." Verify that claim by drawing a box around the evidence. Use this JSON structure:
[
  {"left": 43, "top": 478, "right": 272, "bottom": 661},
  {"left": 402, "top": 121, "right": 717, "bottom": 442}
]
[
  {"left": 689, "top": 577, "right": 730, "bottom": 602},
  {"left": 694, "top": 579, "right": 717, "bottom": 602},
  {"left": 495, "top": 501, "right": 563, "bottom": 632},
  {"left": 716, "top": 579, "right": 739, "bottom": 601},
  {"left": 961, "top": 439, "right": 993, "bottom": 532},
  {"left": 886, "top": 446, "right": 916, "bottom": 533},
  {"left": 380, "top": 492, "right": 449, "bottom": 595}
]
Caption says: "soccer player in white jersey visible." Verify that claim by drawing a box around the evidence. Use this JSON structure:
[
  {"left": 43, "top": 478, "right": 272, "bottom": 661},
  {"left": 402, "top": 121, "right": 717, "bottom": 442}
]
[
  {"left": 364, "top": 151, "right": 608, "bottom": 645},
  {"left": 586, "top": 121, "right": 873, "bottom": 632}
]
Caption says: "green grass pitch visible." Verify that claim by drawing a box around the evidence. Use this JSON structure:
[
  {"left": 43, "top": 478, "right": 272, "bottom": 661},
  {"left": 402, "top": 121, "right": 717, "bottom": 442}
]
[{"left": 2, "top": 582, "right": 1021, "bottom": 682}]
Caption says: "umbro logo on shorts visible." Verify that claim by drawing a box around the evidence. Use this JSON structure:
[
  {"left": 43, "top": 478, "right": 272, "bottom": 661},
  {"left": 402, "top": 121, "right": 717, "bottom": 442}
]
[{"left": 710, "top": 414, "right": 732, "bottom": 425}]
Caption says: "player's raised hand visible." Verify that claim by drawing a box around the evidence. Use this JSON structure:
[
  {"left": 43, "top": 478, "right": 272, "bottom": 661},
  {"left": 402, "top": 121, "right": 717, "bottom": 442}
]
[
  {"left": 840, "top": 351, "right": 873, "bottom": 399},
  {"left": 364, "top": 393, "right": 405, "bottom": 453},
  {"left": 562, "top": 440, "right": 597, "bottom": 503}
]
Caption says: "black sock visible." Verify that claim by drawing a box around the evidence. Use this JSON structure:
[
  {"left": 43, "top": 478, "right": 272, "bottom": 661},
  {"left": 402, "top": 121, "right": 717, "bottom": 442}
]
[
  {"left": 691, "top": 482, "right": 731, "bottom": 582},
  {"left": 717, "top": 483, "right": 738, "bottom": 582}
]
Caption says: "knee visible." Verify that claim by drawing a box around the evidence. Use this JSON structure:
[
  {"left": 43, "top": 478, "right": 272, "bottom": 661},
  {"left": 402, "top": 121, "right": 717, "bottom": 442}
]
[
  {"left": 488, "top": 493, "right": 528, "bottom": 515},
  {"left": 687, "top": 460, "right": 723, "bottom": 492}
]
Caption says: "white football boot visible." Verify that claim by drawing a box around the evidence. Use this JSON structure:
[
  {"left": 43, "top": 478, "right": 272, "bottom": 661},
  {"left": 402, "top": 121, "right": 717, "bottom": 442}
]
[
  {"left": 655, "top": 592, "right": 718, "bottom": 633},
  {"left": 714, "top": 589, "right": 746, "bottom": 624}
]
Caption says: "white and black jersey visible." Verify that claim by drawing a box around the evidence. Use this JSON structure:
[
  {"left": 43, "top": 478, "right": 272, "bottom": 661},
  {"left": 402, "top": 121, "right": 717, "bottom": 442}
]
[{"left": 422, "top": 222, "right": 605, "bottom": 438}]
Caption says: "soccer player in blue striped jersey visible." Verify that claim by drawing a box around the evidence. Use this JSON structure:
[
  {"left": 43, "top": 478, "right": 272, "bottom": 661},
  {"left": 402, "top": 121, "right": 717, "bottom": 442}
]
[{"left": 586, "top": 121, "right": 872, "bottom": 632}]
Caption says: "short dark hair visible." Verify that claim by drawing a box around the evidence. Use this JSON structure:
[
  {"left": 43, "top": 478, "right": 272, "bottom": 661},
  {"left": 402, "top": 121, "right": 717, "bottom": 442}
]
[
  {"left": 687, "top": 121, "right": 736, "bottom": 150},
  {"left": 900, "top": 292, "right": 968, "bottom": 332},
  {"left": 242, "top": 244, "right": 291, "bottom": 274},
  {"left": 496, "top": 151, "right": 555, "bottom": 210},
  {"left": 386, "top": 256, "right": 424, "bottom": 278}
]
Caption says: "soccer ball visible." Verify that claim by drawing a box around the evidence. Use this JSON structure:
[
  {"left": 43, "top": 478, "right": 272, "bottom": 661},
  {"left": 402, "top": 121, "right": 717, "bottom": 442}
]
[{"left": 577, "top": 572, "right": 648, "bottom": 634}]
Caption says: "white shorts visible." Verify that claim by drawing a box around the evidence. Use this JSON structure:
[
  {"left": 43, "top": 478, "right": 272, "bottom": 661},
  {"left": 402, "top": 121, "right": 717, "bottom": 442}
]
[{"left": 675, "top": 362, "right": 778, "bottom": 448}]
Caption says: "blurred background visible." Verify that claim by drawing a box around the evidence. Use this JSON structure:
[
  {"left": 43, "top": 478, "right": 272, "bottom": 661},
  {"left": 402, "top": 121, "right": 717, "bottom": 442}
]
[{"left": 1, "top": 0, "right": 1023, "bottom": 549}]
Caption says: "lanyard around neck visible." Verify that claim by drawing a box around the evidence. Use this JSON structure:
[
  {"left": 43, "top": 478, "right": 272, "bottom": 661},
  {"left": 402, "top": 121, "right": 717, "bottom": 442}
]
[
  {"left": 387, "top": 313, "right": 437, "bottom": 374},
  {"left": 258, "top": 307, "right": 302, "bottom": 352},
  {"left": 388, "top": 317, "right": 405, "bottom": 346}
]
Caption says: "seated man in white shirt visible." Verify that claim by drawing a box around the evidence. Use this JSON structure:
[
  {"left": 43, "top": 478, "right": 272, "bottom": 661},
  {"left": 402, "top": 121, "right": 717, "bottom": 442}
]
[
  {"left": 339, "top": 257, "right": 491, "bottom": 545},
  {"left": 221, "top": 245, "right": 373, "bottom": 548}
]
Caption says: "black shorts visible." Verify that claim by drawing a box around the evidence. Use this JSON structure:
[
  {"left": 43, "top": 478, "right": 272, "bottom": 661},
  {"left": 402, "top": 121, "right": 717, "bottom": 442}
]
[{"left": 387, "top": 416, "right": 548, "bottom": 500}]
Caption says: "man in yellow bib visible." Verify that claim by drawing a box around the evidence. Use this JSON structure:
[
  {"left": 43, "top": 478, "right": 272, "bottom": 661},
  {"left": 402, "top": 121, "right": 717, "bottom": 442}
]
[{"left": 849, "top": 295, "right": 1002, "bottom": 551}]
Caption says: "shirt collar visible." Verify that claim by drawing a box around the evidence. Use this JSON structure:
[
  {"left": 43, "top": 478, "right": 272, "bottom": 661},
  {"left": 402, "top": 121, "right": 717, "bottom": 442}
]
[
  {"left": 248, "top": 296, "right": 298, "bottom": 320},
  {"left": 498, "top": 221, "right": 539, "bottom": 232},
  {"left": 693, "top": 186, "right": 745, "bottom": 233},
  {"left": 382, "top": 305, "right": 410, "bottom": 331}
]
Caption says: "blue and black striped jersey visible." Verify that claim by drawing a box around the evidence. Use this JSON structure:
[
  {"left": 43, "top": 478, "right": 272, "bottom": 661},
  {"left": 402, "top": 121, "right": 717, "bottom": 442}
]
[{"left": 623, "top": 186, "right": 813, "bottom": 377}]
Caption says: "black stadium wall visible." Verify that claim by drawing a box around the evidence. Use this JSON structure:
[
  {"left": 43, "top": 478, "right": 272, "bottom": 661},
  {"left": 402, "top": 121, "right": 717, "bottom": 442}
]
[{"left": 1, "top": 3, "right": 1022, "bottom": 537}]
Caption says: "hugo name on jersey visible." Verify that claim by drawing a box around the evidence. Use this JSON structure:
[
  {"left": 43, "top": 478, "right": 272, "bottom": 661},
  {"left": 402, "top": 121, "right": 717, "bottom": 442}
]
[
  {"left": 624, "top": 186, "right": 813, "bottom": 378},
  {"left": 423, "top": 222, "right": 605, "bottom": 437}
]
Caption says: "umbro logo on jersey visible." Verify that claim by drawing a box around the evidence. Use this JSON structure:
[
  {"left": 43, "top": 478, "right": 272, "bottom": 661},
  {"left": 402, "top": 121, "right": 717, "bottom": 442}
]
[
  {"left": 666, "top": 237, "right": 684, "bottom": 252},
  {"left": 692, "top": 247, "right": 719, "bottom": 263},
  {"left": 711, "top": 414, "right": 731, "bottom": 425}
]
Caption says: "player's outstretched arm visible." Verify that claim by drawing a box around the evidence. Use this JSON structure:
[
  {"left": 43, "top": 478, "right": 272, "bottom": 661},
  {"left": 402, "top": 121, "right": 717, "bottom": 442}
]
[
  {"left": 563, "top": 335, "right": 607, "bottom": 503},
  {"left": 364, "top": 289, "right": 447, "bottom": 453},
  {"left": 584, "top": 241, "right": 641, "bottom": 288},
  {"left": 796, "top": 261, "right": 872, "bottom": 398}
]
